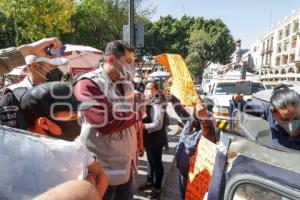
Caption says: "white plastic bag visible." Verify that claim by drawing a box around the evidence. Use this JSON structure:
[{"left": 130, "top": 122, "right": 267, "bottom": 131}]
[{"left": 0, "top": 126, "right": 88, "bottom": 200}]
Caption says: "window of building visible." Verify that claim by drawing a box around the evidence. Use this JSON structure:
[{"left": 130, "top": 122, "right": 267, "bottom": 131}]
[
  {"left": 283, "top": 41, "right": 289, "bottom": 51},
  {"left": 291, "top": 36, "right": 297, "bottom": 48},
  {"left": 293, "top": 20, "right": 299, "bottom": 33},
  {"left": 277, "top": 44, "right": 282, "bottom": 53},
  {"left": 288, "top": 68, "right": 295, "bottom": 73},
  {"left": 282, "top": 55, "right": 288, "bottom": 65},
  {"left": 290, "top": 54, "right": 295, "bottom": 63},
  {"left": 278, "top": 30, "right": 283, "bottom": 40},
  {"left": 276, "top": 57, "right": 281, "bottom": 66},
  {"left": 270, "top": 37, "right": 273, "bottom": 50},
  {"left": 285, "top": 24, "right": 291, "bottom": 37}
]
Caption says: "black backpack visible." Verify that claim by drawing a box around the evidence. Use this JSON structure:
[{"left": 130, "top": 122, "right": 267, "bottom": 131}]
[
  {"left": 0, "top": 87, "right": 28, "bottom": 129},
  {"left": 175, "top": 120, "right": 202, "bottom": 178}
]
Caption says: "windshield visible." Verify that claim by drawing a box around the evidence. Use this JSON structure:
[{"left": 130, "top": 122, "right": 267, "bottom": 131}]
[
  {"left": 251, "top": 83, "right": 265, "bottom": 94},
  {"left": 214, "top": 82, "right": 265, "bottom": 95},
  {"left": 214, "top": 83, "right": 236, "bottom": 95}
]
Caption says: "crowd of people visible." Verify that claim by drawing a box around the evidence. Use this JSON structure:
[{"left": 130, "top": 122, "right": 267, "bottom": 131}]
[
  {"left": 0, "top": 37, "right": 189, "bottom": 200},
  {"left": 1, "top": 36, "right": 300, "bottom": 200}
]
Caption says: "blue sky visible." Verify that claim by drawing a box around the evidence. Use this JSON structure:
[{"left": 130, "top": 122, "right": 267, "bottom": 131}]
[{"left": 145, "top": 0, "right": 300, "bottom": 48}]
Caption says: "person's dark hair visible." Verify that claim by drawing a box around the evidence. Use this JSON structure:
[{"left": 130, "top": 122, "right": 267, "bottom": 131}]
[
  {"left": 104, "top": 40, "right": 135, "bottom": 59},
  {"left": 269, "top": 84, "right": 300, "bottom": 113},
  {"left": 146, "top": 80, "right": 159, "bottom": 90},
  {"left": 134, "top": 72, "right": 143, "bottom": 77}
]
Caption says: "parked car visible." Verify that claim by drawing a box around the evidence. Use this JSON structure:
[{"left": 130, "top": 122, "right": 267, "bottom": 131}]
[
  {"left": 209, "top": 133, "right": 300, "bottom": 200},
  {"left": 221, "top": 87, "right": 300, "bottom": 199},
  {"left": 161, "top": 132, "right": 300, "bottom": 200}
]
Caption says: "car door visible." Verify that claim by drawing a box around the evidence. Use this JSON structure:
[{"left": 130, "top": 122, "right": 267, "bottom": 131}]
[
  {"left": 207, "top": 134, "right": 300, "bottom": 200},
  {"left": 231, "top": 109, "right": 272, "bottom": 144}
]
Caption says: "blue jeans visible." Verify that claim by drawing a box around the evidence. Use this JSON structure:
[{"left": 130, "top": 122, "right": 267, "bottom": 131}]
[
  {"left": 103, "top": 168, "right": 135, "bottom": 200},
  {"left": 178, "top": 173, "right": 187, "bottom": 199},
  {"left": 146, "top": 147, "right": 164, "bottom": 189}
]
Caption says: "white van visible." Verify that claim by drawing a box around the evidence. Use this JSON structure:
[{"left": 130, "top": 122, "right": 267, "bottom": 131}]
[{"left": 208, "top": 80, "right": 267, "bottom": 131}]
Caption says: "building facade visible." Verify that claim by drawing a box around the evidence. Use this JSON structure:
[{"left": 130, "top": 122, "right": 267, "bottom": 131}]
[
  {"left": 259, "top": 10, "right": 300, "bottom": 84},
  {"left": 250, "top": 39, "right": 262, "bottom": 71}
]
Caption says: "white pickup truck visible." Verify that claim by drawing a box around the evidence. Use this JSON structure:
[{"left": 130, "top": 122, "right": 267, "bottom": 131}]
[{"left": 207, "top": 80, "right": 267, "bottom": 131}]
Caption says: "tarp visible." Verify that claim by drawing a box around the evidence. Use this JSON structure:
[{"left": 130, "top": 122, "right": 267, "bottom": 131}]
[
  {"left": 0, "top": 126, "right": 89, "bottom": 200},
  {"left": 154, "top": 54, "right": 198, "bottom": 106},
  {"left": 59, "top": 44, "right": 103, "bottom": 75}
]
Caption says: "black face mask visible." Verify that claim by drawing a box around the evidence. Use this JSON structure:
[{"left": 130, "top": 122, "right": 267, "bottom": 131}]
[
  {"left": 46, "top": 68, "right": 63, "bottom": 82},
  {"left": 46, "top": 119, "right": 82, "bottom": 141}
]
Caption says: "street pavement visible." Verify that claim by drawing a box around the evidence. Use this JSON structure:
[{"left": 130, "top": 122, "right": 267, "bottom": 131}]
[{"left": 134, "top": 104, "right": 183, "bottom": 200}]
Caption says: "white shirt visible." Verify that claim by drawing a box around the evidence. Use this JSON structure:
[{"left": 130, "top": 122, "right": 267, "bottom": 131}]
[
  {"left": 74, "top": 138, "right": 95, "bottom": 168},
  {"left": 144, "top": 103, "right": 165, "bottom": 133}
]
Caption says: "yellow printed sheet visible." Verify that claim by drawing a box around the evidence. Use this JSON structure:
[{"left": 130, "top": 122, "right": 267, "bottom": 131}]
[{"left": 154, "top": 54, "right": 198, "bottom": 106}]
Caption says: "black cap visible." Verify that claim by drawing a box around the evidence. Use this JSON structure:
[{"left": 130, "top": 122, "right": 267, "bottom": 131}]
[{"left": 20, "top": 82, "right": 86, "bottom": 122}]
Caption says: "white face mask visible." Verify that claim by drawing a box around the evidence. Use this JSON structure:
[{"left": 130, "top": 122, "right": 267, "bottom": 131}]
[
  {"left": 133, "top": 77, "right": 142, "bottom": 83},
  {"left": 144, "top": 89, "right": 152, "bottom": 99},
  {"left": 114, "top": 59, "right": 136, "bottom": 80}
]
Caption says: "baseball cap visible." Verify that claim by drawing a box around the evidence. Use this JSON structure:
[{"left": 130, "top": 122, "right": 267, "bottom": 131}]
[
  {"left": 20, "top": 82, "right": 90, "bottom": 122},
  {"left": 25, "top": 55, "right": 69, "bottom": 66}
]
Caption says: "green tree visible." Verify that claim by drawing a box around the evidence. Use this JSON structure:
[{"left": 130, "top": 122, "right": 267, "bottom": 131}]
[
  {"left": 186, "top": 18, "right": 235, "bottom": 82},
  {"left": 143, "top": 15, "right": 196, "bottom": 57},
  {"left": 0, "top": 11, "right": 15, "bottom": 48},
  {"left": 185, "top": 29, "right": 212, "bottom": 81},
  {"left": 169, "top": 15, "right": 197, "bottom": 57},
  {"left": 0, "top": 0, "right": 77, "bottom": 46},
  {"left": 64, "top": 0, "right": 154, "bottom": 50},
  {"left": 143, "top": 16, "right": 235, "bottom": 82},
  {"left": 65, "top": 0, "right": 112, "bottom": 49}
]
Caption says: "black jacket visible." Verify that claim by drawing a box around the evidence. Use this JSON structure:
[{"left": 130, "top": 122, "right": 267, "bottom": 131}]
[{"left": 143, "top": 94, "right": 167, "bottom": 149}]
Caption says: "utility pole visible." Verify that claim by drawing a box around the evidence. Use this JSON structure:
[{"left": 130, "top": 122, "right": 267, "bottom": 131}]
[
  {"left": 235, "top": 38, "right": 246, "bottom": 79},
  {"left": 129, "top": 0, "right": 135, "bottom": 47}
]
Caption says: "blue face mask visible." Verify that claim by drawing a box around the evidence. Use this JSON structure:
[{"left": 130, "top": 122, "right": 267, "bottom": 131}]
[{"left": 278, "top": 119, "right": 300, "bottom": 136}]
